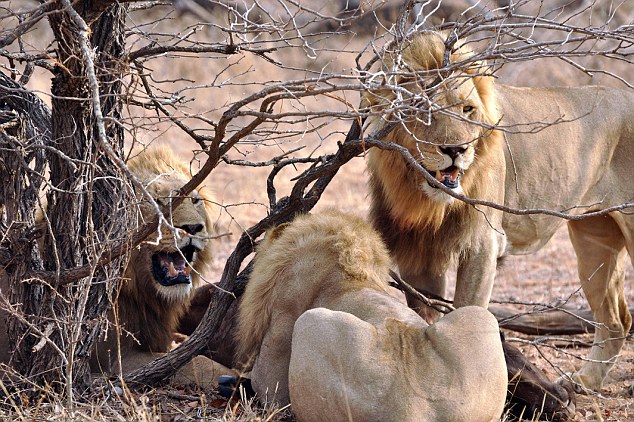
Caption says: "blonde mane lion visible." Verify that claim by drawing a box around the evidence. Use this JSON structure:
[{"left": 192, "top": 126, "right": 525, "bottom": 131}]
[
  {"left": 234, "top": 210, "right": 508, "bottom": 420},
  {"left": 366, "top": 32, "right": 501, "bottom": 235},
  {"left": 235, "top": 210, "right": 392, "bottom": 365},
  {"left": 365, "top": 30, "right": 634, "bottom": 393}
]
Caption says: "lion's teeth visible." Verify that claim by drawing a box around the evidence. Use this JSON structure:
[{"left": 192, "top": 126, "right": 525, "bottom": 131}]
[
  {"left": 435, "top": 170, "right": 442, "bottom": 181},
  {"left": 184, "top": 266, "right": 192, "bottom": 276},
  {"left": 451, "top": 167, "right": 460, "bottom": 180},
  {"left": 168, "top": 262, "right": 177, "bottom": 278}
]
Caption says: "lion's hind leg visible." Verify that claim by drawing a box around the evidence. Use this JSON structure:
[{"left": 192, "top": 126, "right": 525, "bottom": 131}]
[{"left": 566, "top": 215, "right": 632, "bottom": 391}]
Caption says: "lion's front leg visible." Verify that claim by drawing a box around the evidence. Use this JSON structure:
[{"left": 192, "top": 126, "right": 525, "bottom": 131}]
[
  {"left": 454, "top": 229, "right": 503, "bottom": 309},
  {"left": 172, "top": 355, "right": 237, "bottom": 388},
  {"left": 401, "top": 269, "right": 449, "bottom": 323},
  {"left": 92, "top": 348, "right": 236, "bottom": 389},
  {"left": 249, "top": 314, "right": 295, "bottom": 406}
]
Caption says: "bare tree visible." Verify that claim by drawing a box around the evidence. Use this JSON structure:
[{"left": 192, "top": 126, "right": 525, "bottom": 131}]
[
  {"left": 0, "top": 0, "right": 632, "bottom": 413},
  {"left": 1, "top": 2, "right": 133, "bottom": 400}
]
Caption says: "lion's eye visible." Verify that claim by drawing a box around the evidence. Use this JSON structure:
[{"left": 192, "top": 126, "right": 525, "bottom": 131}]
[
  {"left": 192, "top": 196, "right": 201, "bottom": 205},
  {"left": 463, "top": 105, "right": 474, "bottom": 114},
  {"left": 156, "top": 197, "right": 168, "bottom": 206}
]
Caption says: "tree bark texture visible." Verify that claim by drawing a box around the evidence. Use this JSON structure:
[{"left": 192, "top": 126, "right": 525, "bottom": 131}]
[
  {"left": 3, "top": 3, "right": 131, "bottom": 395},
  {"left": 0, "top": 73, "right": 50, "bottom": 367}
]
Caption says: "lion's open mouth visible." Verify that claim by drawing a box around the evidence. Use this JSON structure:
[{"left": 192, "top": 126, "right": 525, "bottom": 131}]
[
  {"left": 151, "top": 244, "right": 198, "bottom": 287},
  {"left": 428, "top": 165, "right": 463, "bottom": 189}
]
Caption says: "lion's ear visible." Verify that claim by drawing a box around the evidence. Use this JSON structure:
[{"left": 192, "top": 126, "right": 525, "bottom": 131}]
[{"left": 266, "top": 222, "right": 291, "bottom": 242}]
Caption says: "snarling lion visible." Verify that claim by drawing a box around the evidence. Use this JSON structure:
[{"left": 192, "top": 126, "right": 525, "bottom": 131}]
[
  {"left": 91, "top": 146, "right": 233, "bottom": 384},
  {"left": 365, "top": 31, "right": 634, "bottom": 391},
  {"left": 235, "top": 210, "right": 507, "bottom": 421}
]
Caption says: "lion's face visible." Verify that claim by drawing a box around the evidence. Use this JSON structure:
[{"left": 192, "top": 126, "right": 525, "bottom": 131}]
[
  {"left": 127, "top": 150, "right": 213, "bottom": 304},
  {"left": 400, "top": 77, "right": 490, "bottom": 203},
  {"left": 365, "top": 32, "right": 500, "bottom": 215}
]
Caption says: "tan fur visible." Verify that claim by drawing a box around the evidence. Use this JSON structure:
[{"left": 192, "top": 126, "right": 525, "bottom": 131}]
[
  {"left": 118, "top": 146, "right": 213, "bottom": 351},
  {"left": 366, "top": 31, "right": 634, "bottom": 391},
  {"left": 235, "top": 210, "right": 507, "bottom": 421},
  {"left": 236, "top": 212, "right": 393, "bottom": 363},
  {"left": 364, "top": 33, "right": 502, "bottom": 234}
]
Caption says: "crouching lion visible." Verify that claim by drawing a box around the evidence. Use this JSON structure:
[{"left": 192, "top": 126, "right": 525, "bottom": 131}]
[
  {"left": 235, "top": 210, "right": 507, "bottom": 422},
  {"left": 364, "top": 31, "right": 634, "bottom": 392},
  {"left": 90, "top": 146, "right": 234, "bottom": 384}
]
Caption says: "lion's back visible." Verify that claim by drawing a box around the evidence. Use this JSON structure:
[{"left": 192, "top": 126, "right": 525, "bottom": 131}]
[{"left": 497, "top": 84, "right": 634, "bottom": 254}]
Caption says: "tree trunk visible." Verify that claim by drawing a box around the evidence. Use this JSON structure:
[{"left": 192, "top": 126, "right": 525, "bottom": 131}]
[
  {"left": 0, "top": 73, "right": 50, "bottom": 369},
  {"left": 4, "top": 3, "right": 130, "bottom": 397}
]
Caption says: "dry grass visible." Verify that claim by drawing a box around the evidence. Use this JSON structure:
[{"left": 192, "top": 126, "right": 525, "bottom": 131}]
[{"left": 0, "top": 376, "right": 294, "bottom": 421}]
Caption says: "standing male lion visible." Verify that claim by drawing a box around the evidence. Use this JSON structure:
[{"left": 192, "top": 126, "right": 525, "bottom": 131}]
[{"left": 365, "top": 31, "right": 634, "bottom": 392}]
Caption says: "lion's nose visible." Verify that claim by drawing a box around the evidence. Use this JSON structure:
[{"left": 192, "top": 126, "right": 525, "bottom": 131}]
[
  {"left": 180, "top": 224, "right": 204, "bottom": 235},
  {"left": 440, "top": 146, "right": 467, "bottom": 159}
]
